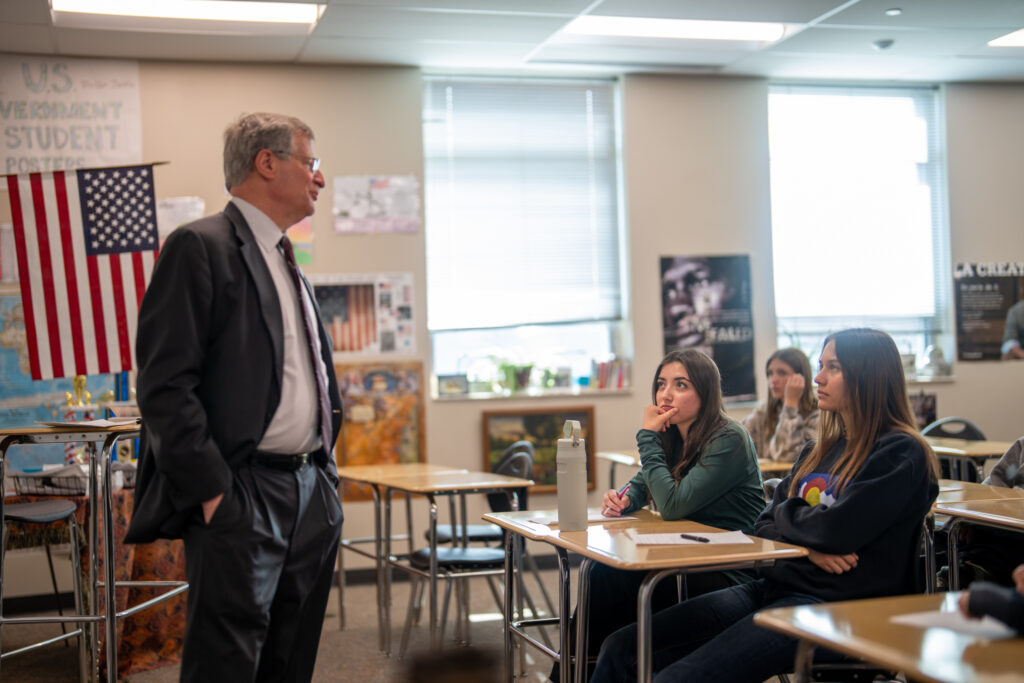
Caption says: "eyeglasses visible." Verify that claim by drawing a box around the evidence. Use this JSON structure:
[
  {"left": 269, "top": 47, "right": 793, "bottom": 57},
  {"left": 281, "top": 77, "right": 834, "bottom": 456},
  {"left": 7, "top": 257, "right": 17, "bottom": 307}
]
[{"left": 273, "top": 150, "right": 321, "bottom": 173}]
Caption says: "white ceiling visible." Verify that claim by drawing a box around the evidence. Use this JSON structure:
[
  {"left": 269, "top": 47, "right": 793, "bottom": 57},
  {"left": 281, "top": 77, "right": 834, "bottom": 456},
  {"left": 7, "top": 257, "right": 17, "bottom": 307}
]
[{"left": 2, "top": 0, "right": 1024, "bottom": 82}]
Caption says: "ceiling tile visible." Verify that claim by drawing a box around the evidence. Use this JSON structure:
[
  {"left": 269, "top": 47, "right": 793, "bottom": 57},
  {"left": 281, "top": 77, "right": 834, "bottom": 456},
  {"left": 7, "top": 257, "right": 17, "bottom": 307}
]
[{"left": 824, "top": 0, "right": 1024, "bottom": 30}]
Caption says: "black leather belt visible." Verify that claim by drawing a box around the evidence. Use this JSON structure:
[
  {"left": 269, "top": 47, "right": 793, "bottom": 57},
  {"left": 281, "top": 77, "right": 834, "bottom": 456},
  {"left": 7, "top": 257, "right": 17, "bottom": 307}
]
[{"left": 253, "top": 451, "right": 309, "bottom": 471}]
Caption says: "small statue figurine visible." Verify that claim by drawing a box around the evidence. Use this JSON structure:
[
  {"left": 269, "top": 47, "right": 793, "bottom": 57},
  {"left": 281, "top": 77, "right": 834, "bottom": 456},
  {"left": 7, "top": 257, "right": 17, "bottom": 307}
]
[
  {"left": 65, "top": 374, "right": 92, "bottom": 407},
  {"left": 919, "top": 345, "right": 951, "bottom": 378}
]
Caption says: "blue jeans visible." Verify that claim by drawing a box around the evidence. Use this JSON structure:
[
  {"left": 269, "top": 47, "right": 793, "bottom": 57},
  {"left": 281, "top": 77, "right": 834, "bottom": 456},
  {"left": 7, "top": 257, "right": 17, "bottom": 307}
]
[{"left": 589, "top": 579, "right": 837, "bottom": 683}]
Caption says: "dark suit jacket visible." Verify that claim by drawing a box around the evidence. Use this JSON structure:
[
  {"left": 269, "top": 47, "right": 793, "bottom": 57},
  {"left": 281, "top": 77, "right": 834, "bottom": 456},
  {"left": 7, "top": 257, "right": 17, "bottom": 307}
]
[{"left": 125, "top": 202, "right": 342, "bottom": 543}]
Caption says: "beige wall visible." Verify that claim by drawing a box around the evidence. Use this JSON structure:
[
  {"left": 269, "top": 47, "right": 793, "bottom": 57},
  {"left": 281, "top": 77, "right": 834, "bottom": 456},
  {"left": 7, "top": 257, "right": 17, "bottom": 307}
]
[{"left": 4, "top": 63, "right": 1023, "bottom": 585}]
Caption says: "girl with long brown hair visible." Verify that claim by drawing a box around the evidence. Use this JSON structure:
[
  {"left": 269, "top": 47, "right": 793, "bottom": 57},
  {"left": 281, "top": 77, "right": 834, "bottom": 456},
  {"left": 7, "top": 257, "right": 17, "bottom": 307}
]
[
  {"left": 590, "top": 329, "right": 939, "bottom": 683},
  {"left": 552, "top": 349, "right": 764, "bottom": 682}
]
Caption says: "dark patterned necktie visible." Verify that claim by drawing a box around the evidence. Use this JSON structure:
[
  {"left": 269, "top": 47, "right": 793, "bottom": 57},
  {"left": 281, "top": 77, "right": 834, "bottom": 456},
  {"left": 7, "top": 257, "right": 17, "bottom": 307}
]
[{"left": 279, "top": 235, "right": 332, "bottom": 454}]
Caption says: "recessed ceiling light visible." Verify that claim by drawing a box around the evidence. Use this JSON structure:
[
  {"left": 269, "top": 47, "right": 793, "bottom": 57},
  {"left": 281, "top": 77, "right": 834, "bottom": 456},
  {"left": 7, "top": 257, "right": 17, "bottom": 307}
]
[
  {"left": 989, "top": 28, "right": 1024, "bottom": 47},
  {"left": 563, "top": 16, "right": 786, "bottom": 43},
  {"left": 51, "top": 0, "right": 323, "bottom": 25},
  {"left": 884, "top": 8, "right": 903, "bottom": 17}
]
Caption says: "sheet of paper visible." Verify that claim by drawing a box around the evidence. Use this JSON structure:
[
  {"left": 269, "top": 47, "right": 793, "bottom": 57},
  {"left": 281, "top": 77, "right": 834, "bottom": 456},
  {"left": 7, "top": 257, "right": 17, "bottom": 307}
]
[
  {"left": 890, "top": 610, "right": 1016, "bottom": 638},
  {"left": 529, "top": 509, "right": 637, "bottom": 525},
  {"left": 38, "top": 417, "right": 141, "bottom": 429},
  {"left": 627, "top": 529, "right": 753, "bottom": 545}
]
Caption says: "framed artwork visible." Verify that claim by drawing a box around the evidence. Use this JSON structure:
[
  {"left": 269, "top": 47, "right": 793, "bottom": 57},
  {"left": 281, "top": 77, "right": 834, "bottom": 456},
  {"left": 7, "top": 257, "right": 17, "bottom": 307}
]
[
  {"left": 482, "top": 405, "right": 595, "bottom": 494},
  {"left": 333, "top": 361, "right": 425, "bottom": 502}
]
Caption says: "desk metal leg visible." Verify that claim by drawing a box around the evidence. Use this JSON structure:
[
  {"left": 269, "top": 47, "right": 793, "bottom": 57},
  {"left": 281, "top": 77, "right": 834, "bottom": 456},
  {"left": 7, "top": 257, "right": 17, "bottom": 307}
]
[
  {"left": 427, "top": 494, "right": 439, "bottom": 648},
  {"left": 793, "top": 638, "right": 815, "bottom": 683},
  {"left": 947, "top": 518, "right": 963, "bottom": 590},
  {"left": 573, "top": 558, "right": 594, "bottom": 683},
  {"left": 86, "top": 442, "right": 100, "bottom": 683},
  {"left": 101, "top": 434, "right": 119, "bottom": 681},
  {"left": 502, "top": 531, "right": 515, "bottom": 682},
  {"left": 556, "top": 548, "right": 572, "bottom": 683},
  {"left": 637, "top": 569, "right": 677, "bottom": 683}
]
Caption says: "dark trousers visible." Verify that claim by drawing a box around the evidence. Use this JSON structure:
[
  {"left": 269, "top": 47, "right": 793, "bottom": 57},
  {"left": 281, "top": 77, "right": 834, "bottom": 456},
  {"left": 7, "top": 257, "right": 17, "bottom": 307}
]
[
  {"left": 181, "top": 461, "right": 344, "bottom": 682},
  {"left": 550, "top": 564, "right": 740, "bottom": 682},
  {"left": 590, "top": 579, "right": 844, "bottom": 683}
]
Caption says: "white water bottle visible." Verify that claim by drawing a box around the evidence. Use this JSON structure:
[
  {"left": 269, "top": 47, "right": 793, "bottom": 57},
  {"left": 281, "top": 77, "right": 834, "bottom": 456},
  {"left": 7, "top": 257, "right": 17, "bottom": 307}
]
[{"left": 556, "top": 419, "right": 588, "bottom": 532}]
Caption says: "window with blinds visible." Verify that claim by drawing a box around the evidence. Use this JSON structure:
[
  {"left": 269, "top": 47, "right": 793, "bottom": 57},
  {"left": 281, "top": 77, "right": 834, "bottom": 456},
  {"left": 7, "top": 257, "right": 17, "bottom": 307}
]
[
  {"left": 768, "top": 85, "right": 953, "bottom": 372},
  {"left": 423, "top": 77, "right": 630, "bottom": 395}
]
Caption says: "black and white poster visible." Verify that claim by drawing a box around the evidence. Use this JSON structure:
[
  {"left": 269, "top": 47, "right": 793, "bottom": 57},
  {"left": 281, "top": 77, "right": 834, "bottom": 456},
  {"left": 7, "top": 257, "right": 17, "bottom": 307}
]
[
  {"left": 953, "top": 262, "right": 1024, "bottom": 360},
  {"left": 660, "top": 255, "right": 755, "bottom": 401}
]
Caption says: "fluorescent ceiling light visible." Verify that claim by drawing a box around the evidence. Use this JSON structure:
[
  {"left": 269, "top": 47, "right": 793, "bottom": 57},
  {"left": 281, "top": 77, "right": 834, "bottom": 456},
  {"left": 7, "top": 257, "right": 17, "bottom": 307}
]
[
  {"left": 988, "top": 28, "right": 1024, "bottom": 47},
  {"left": 563, "top": 16, "right": 786, "bottom": 43},
  {"left": 51, "top": 0, "right": 322, "bottom": 25}
]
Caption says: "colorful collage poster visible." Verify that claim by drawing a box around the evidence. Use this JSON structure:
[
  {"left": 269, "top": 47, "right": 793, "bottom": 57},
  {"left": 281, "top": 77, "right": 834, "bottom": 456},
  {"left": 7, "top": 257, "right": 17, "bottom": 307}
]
[
  {"left": 953, "top": 262, "right": 1024, "bottom": 360},
  {"left": 660, "top": 255, "right": 755, "bottom": 401},
  {"left": 332, "top": 175, "right": 421, "bottom": 234}
]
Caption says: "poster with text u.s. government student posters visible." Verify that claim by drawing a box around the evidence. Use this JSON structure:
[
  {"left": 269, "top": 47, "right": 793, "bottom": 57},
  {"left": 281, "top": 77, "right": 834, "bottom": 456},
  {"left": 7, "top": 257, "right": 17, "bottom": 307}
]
[
  {"left": 954, "top": 262, "right": 1024, "bottom": 360},
  {"left": 0, "top": 55, "right": 142, "bottom": 175},
  {"left": 660, "top": 254, "right": 755, "bottom": 401}
]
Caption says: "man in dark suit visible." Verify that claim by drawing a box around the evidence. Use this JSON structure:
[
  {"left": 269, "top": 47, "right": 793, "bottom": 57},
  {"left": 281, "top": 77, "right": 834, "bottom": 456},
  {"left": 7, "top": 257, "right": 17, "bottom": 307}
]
[{"left": 125, "top": 112, "right": 344, "bottom": 681}]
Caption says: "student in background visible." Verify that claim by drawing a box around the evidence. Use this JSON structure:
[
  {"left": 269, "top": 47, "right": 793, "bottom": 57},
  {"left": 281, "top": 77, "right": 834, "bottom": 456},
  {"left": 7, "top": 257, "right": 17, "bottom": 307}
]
[
  {"left": 551, "top": 349, "right": 764, "bottom": 682},
  {"left": 742, "top": 347, "right": 819, "bottom": 462},
  {"left": 589, "top": 328, "right": 939, "bottom": 683},
  {"left": 960, "top": 563, "right": 1024, "bottom": 633}
]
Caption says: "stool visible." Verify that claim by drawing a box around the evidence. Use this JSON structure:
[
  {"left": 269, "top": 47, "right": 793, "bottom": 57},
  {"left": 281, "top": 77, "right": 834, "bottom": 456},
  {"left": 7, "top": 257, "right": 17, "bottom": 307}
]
[{"left": 2, "top": 499, "right": 87, "bottom": 683}]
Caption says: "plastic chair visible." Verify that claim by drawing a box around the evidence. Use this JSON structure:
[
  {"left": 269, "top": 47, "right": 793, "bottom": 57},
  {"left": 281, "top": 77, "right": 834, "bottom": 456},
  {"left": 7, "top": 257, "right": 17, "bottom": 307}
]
[
  {"left": 922, "top": 417, "right": 987, "bottom": 482},
  {"left": 1, "top": 499, "right": 88, "bottom": 683}
]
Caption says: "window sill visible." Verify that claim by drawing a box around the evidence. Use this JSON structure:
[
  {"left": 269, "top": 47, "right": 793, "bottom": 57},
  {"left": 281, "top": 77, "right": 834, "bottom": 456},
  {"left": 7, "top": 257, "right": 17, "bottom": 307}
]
[{"left": 433, "top": 386, "right": 633, "bottom": 402}]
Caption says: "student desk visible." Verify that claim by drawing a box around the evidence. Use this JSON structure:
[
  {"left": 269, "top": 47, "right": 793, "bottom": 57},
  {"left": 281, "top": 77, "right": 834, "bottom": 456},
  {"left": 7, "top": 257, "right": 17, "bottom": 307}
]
[
  {"left": 336, "top": 464, "right": 531, "bottom": 653},
  {"left": 934, "top": 497, "right": 1024, "bottom": 590},
  {"left": 482, "top": 509, "right": 807, "bottom": 683},
  {"left": 754, "top": 591, "right": 1022, "bottom": 683},
  {"left": 596, "top": 450, "right": 793, "bottom": 490},
  {"left": 0, "top": 424, "right": 187, "bottom": 683},
  {"left": 925, "top": 437, "right": 1013, "bottom": 482},
  {"left": 936, "top": 479, "right": 1024, "bottom": 505}
]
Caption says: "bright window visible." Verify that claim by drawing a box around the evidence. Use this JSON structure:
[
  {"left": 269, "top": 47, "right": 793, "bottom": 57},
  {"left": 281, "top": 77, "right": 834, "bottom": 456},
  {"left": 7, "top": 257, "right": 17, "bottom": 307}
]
[
  {"left": 423, "top": 77, "right": 630, "bottom": 395},
  {"left": 768, "top": 85, "right": 952, "bottom": 372}
]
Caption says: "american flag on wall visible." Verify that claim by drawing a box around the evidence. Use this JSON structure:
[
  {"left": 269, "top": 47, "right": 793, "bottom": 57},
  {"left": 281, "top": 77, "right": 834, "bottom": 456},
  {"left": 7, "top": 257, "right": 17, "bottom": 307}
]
[
  {"left": 314, "top": 283, "right": 378, "bottom": 353},
  {"left": 5, "top": 164, "right": 159, "bottom": 380}
]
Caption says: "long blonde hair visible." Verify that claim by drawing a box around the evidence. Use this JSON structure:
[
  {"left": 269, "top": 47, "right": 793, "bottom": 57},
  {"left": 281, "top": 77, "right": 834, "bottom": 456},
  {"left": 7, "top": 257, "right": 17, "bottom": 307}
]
[{"left": 787, "top": 329, "right": 937, "bottom": 497}]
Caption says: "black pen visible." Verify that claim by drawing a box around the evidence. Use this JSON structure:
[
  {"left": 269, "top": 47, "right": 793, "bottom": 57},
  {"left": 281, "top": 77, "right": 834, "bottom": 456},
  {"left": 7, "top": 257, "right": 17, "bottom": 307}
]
[{"left": 679, "top": 533, "right": 709, "bottom": 543}]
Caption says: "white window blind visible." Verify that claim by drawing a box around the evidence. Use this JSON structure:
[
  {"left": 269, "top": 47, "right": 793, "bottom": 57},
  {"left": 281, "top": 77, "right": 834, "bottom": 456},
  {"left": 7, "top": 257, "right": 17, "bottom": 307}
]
[
  {"left": 423, "top": 77, "right": 623, "bottom": 331},
  {"left": 768, "top": 85, "right": 951, "bottom": 362}
]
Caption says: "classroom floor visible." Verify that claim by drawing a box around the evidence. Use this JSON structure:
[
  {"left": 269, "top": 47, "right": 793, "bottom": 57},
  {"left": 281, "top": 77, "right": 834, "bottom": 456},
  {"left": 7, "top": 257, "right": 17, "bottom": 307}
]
[{"left": 2, "top": 559, "right": 562, "bottom": 682}]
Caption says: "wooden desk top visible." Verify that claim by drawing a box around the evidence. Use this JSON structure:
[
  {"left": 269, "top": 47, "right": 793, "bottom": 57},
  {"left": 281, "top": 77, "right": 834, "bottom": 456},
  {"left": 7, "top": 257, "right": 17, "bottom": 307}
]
[
  {"left": 483, "top": 508, "right": 807, "bottom": 572},
  {"left": 925, "top": 437, "right": 1013, "bottom": 460},
  {"left": 933, "top": 498, "right": 1024, "bottom": 531},
  {"left": 758, "top": 459, "right": 793, "bottom": 475},
  {"left": 337, "top": 465, "right": 532, "bottom": 494},
  {"left": 595, "top": 450, "right": 793, "bottom": 476},
  {"left": 596, "top": 451, "right": 640, "bottom": 467},
  {"left": 754, "top": 592, "right": 1023, "bottom": 683},
  {"left": 0, "top": 423, "right": 140, "bottom": 439},
  {"left": 936, "top": 480, "right": 1024, "bottom": 505},
  {"left": 337, "top": 462, "right": 467, "bottom": 485}
]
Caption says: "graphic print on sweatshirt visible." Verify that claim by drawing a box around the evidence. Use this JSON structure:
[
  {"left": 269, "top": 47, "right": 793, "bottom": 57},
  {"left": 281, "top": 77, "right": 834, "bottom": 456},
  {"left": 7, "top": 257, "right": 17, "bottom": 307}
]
[{"left": 796, "top": 472, "right": 839, "bottom": 507}]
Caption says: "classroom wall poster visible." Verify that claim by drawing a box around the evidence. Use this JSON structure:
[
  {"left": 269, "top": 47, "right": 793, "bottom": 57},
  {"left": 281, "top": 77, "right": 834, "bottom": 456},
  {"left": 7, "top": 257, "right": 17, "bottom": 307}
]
[
  {"left": 953, "top": 261, "right": 1024, "bottom": 360},
  {"left": 660, "top": 254, "right": 755, "bottom": 401},
  {"left": 332, "top": 175, "right": 421, "bottom": 234},
  {"left": 310, "top": 272, "right": 415, "bottom": 354},
  {"left": 0, "top": 54, "right": 142, "bottom": 175},
  {"left": 333, "top": 361, "right": 424, "bottom": 502}
]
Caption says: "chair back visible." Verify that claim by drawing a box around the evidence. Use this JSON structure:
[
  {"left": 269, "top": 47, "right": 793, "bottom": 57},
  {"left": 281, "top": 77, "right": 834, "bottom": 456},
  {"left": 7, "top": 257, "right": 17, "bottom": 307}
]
[
  {"left": 488, "top": 447, "right": 533, "bottom": 513},
  {"left": 921, "top": 417, "right": 986, "bottom": 441}
]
